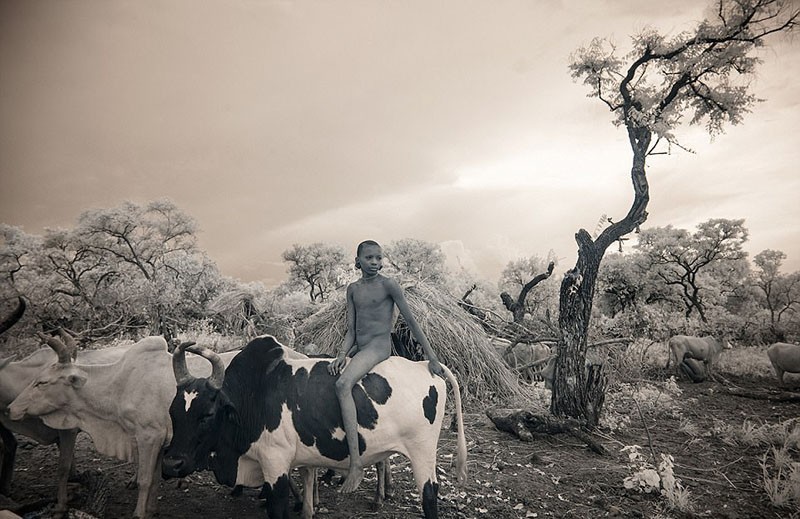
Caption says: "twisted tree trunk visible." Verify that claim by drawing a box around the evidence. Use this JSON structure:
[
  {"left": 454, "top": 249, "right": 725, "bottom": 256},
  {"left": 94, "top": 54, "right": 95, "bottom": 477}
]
[{"left": 550, "top": 126, "right": 650, "bottom": 426}]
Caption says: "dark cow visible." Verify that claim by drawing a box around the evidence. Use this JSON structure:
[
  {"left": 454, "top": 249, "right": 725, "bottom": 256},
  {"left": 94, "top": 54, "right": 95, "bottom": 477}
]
[
  {"left": 162, "top": 336, "right": 467, "bottom": 519},
  {"left": 679, "top": 353, "right": 707, "bottom": 383},
  {"left": 0, "top": 296, "right": 26, "bottom": 495}
]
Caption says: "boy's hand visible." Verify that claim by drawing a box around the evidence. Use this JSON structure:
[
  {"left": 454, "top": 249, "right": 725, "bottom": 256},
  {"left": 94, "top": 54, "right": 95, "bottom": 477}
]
[
  {"left": 328, "top": 356, "right": 347, "bottom": 375},
  {"left": 428, "top": 358, "right": 444, "bottom": 378}
]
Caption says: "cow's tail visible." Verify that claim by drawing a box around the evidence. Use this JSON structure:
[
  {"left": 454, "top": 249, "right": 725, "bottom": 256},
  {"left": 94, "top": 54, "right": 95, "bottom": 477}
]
[{"left": 441, "top": 364, "right": 467, "bottom": 485}]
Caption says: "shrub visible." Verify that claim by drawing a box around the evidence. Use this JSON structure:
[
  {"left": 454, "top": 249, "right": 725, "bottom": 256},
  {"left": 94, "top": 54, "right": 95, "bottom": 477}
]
[{"left": 622, "top": 445, "right": 693, "bottom": 513}]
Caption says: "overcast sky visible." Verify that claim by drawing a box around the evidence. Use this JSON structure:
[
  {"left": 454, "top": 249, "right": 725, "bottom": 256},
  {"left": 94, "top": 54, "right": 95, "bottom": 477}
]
[{"left": 1, "top": 0, "right": 798, "bottom": 287}]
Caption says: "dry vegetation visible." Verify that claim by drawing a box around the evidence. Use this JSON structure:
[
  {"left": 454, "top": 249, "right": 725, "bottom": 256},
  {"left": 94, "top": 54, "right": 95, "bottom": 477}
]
[{"left": 4, "top": 332, "right": 800, "bottom": 518}]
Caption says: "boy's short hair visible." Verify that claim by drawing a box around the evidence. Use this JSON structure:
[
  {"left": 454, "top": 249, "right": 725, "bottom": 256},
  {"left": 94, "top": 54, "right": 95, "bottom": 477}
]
[{"left": 356, "top": 240, "right": 381, "bottom": 255}]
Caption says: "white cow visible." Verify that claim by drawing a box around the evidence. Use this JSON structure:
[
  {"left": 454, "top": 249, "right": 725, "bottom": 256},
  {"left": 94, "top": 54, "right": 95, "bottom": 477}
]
[
  {"left": 0, "top": 331, "right": 132, "bottom": 511},
  {"left": 666, "top": 335, "right": 730, "bottom": 378},
  {"left": 8, "top": 335, "right": 238, "bottom": 519},
  {"left": 767, "top": 342, "right": 800, "bottom": 387}
]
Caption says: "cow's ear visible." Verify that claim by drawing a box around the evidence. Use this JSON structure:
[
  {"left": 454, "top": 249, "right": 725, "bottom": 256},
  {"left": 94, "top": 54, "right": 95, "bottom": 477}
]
[
  {"left": 222, "top": 404, "right": 241, "bottom": 427},
  {"left": 68, "top": 373, "right": 87, "bottom": 388}
]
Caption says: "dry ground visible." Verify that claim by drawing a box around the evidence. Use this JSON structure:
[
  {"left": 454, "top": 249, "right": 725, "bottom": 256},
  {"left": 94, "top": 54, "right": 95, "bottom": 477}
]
[{"left": 2, "top": 373, "right": 799, "bottom": 519}]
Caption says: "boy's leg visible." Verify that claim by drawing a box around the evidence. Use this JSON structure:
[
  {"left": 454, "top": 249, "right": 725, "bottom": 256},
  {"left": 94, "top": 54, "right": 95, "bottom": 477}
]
[{"left": 334, "top": 345, "right": 389, "bottom": 493}]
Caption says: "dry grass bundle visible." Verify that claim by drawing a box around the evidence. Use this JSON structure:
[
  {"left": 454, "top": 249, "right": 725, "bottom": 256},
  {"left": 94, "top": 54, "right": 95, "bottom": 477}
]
[
  {"left": 297, "top": 281, "right": 530, "bottom": 404},
  {"left": 206, "top": 287, "right": 263, "bottom": 338}
]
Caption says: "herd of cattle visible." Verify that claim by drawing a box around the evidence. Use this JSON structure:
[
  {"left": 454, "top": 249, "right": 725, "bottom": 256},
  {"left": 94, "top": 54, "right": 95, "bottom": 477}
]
[
  {"left": 494, "top": 334, "right": 800, "bottom": 387},
  {"left": 1, "top": 295, "right": 800, "bottom": 518},
  {"left": 0, "top": 299, "right": 467, "bottom": 519}
]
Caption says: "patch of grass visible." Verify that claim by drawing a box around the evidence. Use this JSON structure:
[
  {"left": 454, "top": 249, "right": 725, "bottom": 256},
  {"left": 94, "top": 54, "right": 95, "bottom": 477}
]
[
  {"left": 710, "top": 418, "right": 800, "bottom": 449},
  {"left": 602, "top": 378, "right": 684, "bottom": 432},
  {"left": 761, "top": 444, "right": 800, "bottom": 512},
  {"left": 716, "top": 344, "right": 774, "bottom": 379}
]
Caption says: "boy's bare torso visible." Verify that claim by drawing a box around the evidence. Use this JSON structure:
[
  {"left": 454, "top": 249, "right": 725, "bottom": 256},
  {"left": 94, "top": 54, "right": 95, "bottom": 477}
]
[{"left": 350, "top": 275, "right": 395, "bottom": 353}]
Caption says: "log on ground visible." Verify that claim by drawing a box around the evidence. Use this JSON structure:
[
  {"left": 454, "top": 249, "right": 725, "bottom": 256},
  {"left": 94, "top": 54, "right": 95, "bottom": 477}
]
[{"left": 485, "top": 408, "right": 606, "bottom": 455}]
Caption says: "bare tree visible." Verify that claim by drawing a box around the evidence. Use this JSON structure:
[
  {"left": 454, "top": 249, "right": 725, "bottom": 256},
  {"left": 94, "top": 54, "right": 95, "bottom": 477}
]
[
  {"left": 637, "top": 219, "right": 749, "bottom": 322},
  {"left": 281, "top": 243, "right": 348, "bottom": 302},
  {"left": 753, "top": 249, "right": 800, "bottom": 340},
  {"left": 500, "top": 261, "right": 555, "bottom": 324},
  {"left": 557, "top": 0, "right": 798, "bottom": 425}
]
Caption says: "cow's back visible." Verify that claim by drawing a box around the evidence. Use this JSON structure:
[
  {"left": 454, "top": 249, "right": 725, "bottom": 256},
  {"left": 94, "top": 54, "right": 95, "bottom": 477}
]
[
  {"left": 768, "top": 343, "right": 800, "bottom": 372},
  {"left": 670, "top": 335, "right": 722, "bottom": 359},
  {"left": 225, "top": 343, "right": 448, "bottom": 474},
  {"left": 292, "top": 356, "right": 447, "bottom": 469}
]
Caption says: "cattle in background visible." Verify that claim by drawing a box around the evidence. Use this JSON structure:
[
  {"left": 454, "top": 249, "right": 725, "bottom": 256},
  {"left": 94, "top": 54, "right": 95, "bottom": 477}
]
[
  {"left": 7, "top": 335, "right": 238, "bottom": 519},
  {"left": 162, "top": 336, "right": 467, "bottom": 519},
  {"left": 504, "top": 342, "right": 553, "bottom": 384},
  {"left": 767, "top": 342, "right": 800, "bottom": 387},
  {"left": 0, "top": 331, "right": 135, "bottom": 513},
  {"left": 666, "top": 335, "right": 730, "bottom": 378},
  {"left": 491, "top": 337, "right": 553, "bottom": 384}
]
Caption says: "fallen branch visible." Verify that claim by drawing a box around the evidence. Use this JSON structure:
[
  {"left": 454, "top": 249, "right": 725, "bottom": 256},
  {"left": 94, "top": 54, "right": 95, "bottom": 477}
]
[
  {"left": 485, "top": 408, "right": 606, "bottom": 455},
  {"left": 725, "top": 387, "right": 800, "bottom": 402}
]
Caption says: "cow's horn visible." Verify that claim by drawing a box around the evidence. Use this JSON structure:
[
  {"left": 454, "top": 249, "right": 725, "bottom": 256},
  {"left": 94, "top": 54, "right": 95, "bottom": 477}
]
[
  {"left": 37, "top": 331, "right": 73, "bottom": 364},
  {"left": 0, "top": 296, "right": 26, "bottom": 335},
  {"left": 58, "top": 329, "right": 79, "bottom": 360},
  {"left": 185, "top": 345, "right": 225, "bottom": 390},
  {"left": 172, "top": 341, "right": 197, "bottom": 386}
]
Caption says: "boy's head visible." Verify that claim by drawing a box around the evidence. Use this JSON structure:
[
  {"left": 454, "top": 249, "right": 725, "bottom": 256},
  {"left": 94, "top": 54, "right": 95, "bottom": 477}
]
[{"left": 355, "top": 240, "right": 382, "bottom": 271}]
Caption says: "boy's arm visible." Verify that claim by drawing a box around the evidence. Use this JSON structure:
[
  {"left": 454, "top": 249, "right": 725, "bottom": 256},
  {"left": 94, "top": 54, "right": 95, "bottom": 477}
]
[
  {"left": 339, "top": 285, "right": 357, "bottom": 357},
  {"left": 329, "top": 285, "right": 356, "bottom": 375},
  {"left": 387, "top": 279, "right": 443, "bottom": 375}
]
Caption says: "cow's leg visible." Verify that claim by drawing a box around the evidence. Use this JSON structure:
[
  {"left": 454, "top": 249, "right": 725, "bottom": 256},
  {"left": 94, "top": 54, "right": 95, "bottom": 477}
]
[
  {"left": 775, "top": 367, "right": 786, "bottom": 387},
  {"left": 375, "top": 460, "right": 386, "bottom": 506},
  {"left": 313, "top": 468, "right": 319, "bottom": 506},
  {"left": 374, "top": 459, "right": 393, "bottom": 506},
  {"left": 260, "top": 473, "right": 292, "bottom": 519},
  {"left": 145, "top": 449, "right": 164, "bottom": 517},
  {"left": 383, "top": 458, "right": 393, "bottom": 499},
  {"left": 134, "top": 433, "right": 165, "bottom": 519},
  {"left": 0, "top": 424, "right": 17, "bottom": 495},
  {"left": 299, "top": 467, "right": 315, "bottom": 519},
  {"left": 53, "top": 429, "right": 78, "bottom": 519},
  {"left": 408, "top": 453, "right": 439, "bottom": 519}
]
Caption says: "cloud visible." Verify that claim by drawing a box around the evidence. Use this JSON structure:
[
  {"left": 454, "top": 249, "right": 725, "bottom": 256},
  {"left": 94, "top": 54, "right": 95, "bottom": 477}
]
[{"left": 1, "top": 0, "right": 798, "bottom": 287}]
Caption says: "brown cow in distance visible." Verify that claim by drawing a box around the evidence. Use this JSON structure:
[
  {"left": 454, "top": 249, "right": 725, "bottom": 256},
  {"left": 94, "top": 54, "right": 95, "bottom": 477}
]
[
  {"left": 666, "top": 335, "right": 730, "bottom": 379},
  {"left": 767, "top": 342, "right": 800, "bottom": 387}
]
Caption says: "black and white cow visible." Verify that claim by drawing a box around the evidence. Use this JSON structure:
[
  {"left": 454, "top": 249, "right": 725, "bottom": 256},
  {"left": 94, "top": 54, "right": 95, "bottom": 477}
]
[{"left": 162, "top": 335, "right": 467, "bottom": 519}]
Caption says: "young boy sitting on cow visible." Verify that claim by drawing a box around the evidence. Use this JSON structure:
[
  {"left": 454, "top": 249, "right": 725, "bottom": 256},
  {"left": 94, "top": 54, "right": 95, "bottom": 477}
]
[{"left": 327, "top": 240, "right": 444, "bottom": 493}]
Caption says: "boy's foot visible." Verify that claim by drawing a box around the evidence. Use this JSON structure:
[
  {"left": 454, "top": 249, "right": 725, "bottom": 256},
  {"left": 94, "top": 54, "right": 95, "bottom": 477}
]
[{"left": 339, "top": 466, "right": 364, "bottom": 493}]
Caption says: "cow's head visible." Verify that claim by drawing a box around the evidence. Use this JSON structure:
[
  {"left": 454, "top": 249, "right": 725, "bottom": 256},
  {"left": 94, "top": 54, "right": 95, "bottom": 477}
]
[
  {"left": 8, "top": 331, "right": 83, "bottom": 424},
  {"left": 162, "top": 342, "right": 238, "bottom": 484}
]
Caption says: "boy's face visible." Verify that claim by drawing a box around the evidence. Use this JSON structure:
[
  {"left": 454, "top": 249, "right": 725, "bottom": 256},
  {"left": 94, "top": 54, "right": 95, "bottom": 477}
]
[{"left": 357, "top": 244, "right": 383, "bottom": 275}]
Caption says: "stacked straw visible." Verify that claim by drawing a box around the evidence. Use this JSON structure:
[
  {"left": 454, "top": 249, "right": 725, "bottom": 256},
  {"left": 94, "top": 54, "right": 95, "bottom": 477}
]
[{"left": 296, "top": 281, "right": 529, "bottom": 403}]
